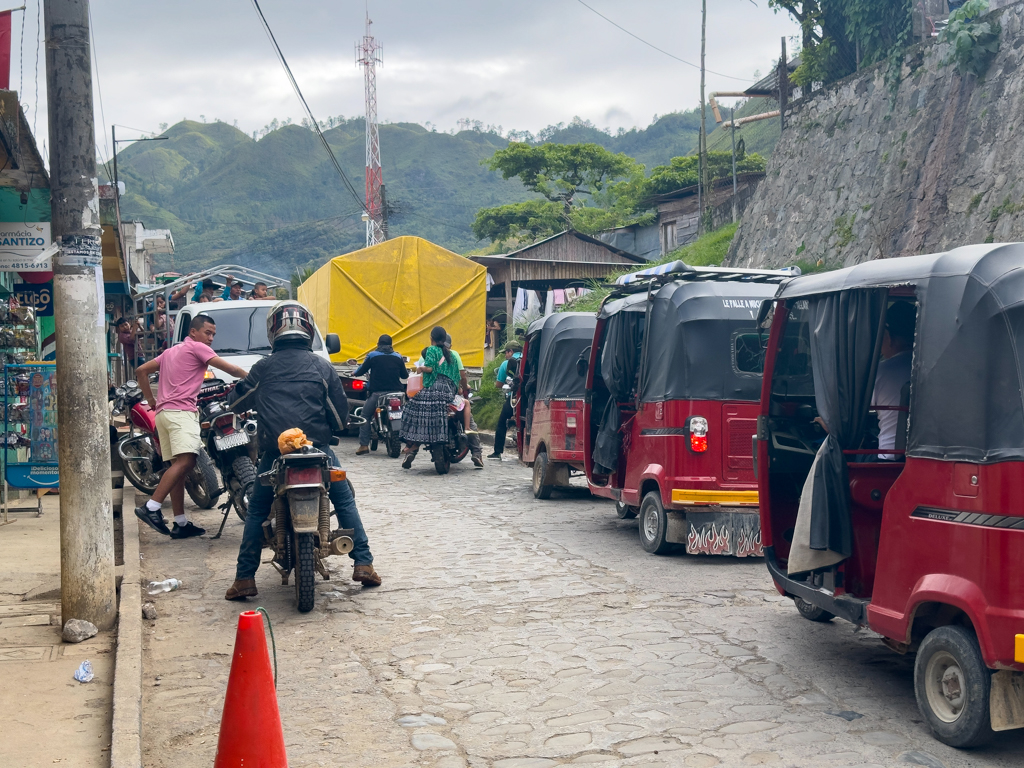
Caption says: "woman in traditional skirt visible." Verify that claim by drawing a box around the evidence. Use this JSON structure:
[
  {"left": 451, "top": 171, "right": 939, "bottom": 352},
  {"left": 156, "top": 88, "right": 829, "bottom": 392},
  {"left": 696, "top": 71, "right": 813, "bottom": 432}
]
[{"left": 401, "top": 326, "right": 463, "bottom": 468}]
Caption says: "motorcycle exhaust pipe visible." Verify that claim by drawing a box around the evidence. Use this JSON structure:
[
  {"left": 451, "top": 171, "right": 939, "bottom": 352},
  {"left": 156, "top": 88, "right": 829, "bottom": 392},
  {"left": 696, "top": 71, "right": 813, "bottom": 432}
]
[
  {"left": 329, "top": 536, "right": 354, "bottom": 556},
  {"left": 244, "top": 419, "right": 258, "bottom": 436}
]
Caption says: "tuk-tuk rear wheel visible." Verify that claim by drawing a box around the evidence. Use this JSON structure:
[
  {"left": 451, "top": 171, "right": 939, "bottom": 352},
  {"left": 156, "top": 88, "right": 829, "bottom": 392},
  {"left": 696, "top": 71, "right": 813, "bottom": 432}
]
[
  {"left": 615, "top": 500, "right": 637, "bottom": 519},
  {"left": 532, "top": 451, "right": 553, "bottom": 500},
  {"left": 793, "top": 597, "right": 834, "bottom": 623},
  {"left": 914, "top": 625, "right": 993, "bottom": 748},
  {"left": 638, "top": 491, "right": 672, "bottom": 555}
]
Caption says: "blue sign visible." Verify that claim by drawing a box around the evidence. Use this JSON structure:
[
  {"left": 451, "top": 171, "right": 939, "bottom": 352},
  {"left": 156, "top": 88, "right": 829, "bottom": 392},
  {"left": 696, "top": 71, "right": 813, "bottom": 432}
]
[{"left": 12, "top": 283, "right": 53, "bottom": 316}]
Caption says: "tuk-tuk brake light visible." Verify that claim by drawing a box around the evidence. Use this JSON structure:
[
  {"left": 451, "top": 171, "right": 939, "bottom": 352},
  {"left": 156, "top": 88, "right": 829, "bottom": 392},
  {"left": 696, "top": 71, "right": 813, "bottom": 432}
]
[
  {"left": 689, "top": 416, "right": 709, "bottom": 453},
  {"left": 566, "top": 414, "right": 577, "bottom": 430}
]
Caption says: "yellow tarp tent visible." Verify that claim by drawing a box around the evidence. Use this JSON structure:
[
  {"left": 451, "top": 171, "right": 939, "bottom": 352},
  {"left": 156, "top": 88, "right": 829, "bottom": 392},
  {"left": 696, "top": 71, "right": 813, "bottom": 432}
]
[{"left": 299, "top": 236, "right": 487, "bottom": 367}]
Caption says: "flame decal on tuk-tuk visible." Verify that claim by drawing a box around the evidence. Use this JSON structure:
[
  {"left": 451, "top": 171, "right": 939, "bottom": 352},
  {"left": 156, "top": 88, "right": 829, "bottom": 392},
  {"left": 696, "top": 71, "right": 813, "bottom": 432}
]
[
  {"left": 688, "top": 523, "right": 731, "bottom": 555},
  {"left": 735, "top": 524, "right": 764, "bottom": 558}
]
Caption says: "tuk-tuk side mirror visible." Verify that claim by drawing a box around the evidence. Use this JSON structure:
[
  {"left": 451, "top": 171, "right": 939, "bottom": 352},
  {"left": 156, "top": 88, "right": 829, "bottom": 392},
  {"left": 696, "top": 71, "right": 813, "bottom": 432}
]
[
  {"left": 576, "top": 346, "right": 592, "bottom": 377},
  {"left": 326, "top": 333, "right": 341, "bottom": 355}
]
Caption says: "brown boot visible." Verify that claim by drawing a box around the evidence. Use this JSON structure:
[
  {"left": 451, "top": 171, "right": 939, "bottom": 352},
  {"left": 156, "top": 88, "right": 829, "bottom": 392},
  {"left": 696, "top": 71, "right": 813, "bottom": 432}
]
[
  {"left": 225, "top": 579, "right": 258, "bottom": 601},
  {"left": 352, "top": 564, "right": 382, "bottom": 587},
  {"left": 356, "top": 445, "right": 369, "bottom": 455}
]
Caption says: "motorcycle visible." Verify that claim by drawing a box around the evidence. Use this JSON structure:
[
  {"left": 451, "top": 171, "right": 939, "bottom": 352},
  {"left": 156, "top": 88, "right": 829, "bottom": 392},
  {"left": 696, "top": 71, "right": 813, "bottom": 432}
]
[
  {"left": 259, "top": 445, "right": 354, "bottom": 612},
  {"left": 195, "top": 378, "right": 259, "bottom": 538},
  {"left": 111, "top": 380, "right": 220, "bottom": 509},
  {"left": 429, "top": 399, "right": 471, "bottom": 475},
  {"left": 366, "top": 391, "right": 405, "bottom": 459}
]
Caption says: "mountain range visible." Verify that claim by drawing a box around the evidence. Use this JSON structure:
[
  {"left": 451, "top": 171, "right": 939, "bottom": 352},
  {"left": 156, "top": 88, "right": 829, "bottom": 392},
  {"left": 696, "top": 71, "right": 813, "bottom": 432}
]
[{"left": 111, "top": 99, "right": 777, "bottom": 278}]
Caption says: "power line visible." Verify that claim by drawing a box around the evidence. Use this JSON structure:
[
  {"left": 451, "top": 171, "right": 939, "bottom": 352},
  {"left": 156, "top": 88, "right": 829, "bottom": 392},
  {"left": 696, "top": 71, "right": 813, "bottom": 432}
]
[
  {"left": 249, "top": 0, "right": 368, "bottom": 214},
  {"left": 88, "top": 6, "right": 113, "bottom": 183},
  {"left": 572, "top": 0, "right": 752, "bottom": 83}
]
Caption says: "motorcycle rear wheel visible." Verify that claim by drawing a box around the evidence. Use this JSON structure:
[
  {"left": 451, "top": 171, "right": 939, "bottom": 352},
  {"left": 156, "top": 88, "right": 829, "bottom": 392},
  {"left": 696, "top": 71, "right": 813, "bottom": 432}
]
[
  {"left": 230, "top": 455, "right": 256, "bottom": 522},
  {"left": 387, "top": 433, "right": 402, "bottom": 458},
  {"left": 432, "top": 445, "right": 451, "bottom": 475},
  {"left": 294, "top": 532, "right": 316, "bottom": 613},
  {"left": 184, "top": 449, "right": 221, "bottom": 509}
]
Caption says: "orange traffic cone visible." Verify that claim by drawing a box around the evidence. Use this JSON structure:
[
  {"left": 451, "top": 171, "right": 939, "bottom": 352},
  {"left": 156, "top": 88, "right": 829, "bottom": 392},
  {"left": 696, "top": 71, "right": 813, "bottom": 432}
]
[{"left": 213, "top": 610, "right": 288, "bottom": 767}]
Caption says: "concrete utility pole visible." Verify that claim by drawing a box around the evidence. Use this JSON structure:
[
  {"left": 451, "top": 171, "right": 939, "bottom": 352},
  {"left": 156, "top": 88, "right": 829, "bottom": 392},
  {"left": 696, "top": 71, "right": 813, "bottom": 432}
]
[
  {"left": 698, "top": 0, "right": 711, "bottom": 237},
  {"left": 44, "top": 0, "right": 117, "bottom": 630},
  {"left": 730, "top": 107, "right": 738, "bottom": 224}
]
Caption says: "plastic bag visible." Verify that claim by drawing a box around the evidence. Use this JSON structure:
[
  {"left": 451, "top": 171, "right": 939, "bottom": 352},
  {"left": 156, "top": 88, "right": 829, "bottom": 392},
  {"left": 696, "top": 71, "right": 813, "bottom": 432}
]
[
  {"left": 73, "top": 660, "right": 94, "bottom": 683},
  {"left": 406, "top": 373, "right": 423, "bottom": 398}
]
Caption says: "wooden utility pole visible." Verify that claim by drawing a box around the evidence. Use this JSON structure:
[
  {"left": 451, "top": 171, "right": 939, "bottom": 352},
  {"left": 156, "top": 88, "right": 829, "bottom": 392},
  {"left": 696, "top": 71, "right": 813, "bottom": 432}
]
[
  {"left": 699, "top": 0, "right": 711, "bottom": 237},
  {"left": 44, "top": 0, "right": 116, "bottom": 630},
  {"left": 730, "top": 107, "right": 738, "bottom": 224},
  {"left": 779, "top": 37, "right": 789, "bottom": 134}
]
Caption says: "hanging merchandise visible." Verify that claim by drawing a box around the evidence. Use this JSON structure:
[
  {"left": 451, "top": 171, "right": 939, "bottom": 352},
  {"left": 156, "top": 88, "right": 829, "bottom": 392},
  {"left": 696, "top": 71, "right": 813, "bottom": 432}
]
[
  {"left": 512, "top": 287, "right": 528, "bottom": 323},
  {"left": 4, "top": 363, "right": 57, "bottom": 489}
]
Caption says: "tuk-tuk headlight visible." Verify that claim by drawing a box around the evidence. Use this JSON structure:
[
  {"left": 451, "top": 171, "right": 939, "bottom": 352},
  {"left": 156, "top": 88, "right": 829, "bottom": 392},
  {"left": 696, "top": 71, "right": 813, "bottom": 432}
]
[{"left": 688, "top": 416, "right": 709, "bottom": 453}]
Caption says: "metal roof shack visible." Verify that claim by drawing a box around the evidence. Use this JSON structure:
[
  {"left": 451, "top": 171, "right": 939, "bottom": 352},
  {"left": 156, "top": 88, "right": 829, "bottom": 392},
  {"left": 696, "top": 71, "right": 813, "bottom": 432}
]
[{"left": 470, "top": 230, "right": 645, "bottom": 321}]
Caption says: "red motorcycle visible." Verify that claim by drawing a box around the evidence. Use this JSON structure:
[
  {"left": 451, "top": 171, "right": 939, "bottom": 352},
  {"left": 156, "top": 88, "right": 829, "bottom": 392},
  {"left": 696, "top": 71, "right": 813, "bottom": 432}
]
[{"left": 112, "top": 380, "right": 220, "bottom": 509}]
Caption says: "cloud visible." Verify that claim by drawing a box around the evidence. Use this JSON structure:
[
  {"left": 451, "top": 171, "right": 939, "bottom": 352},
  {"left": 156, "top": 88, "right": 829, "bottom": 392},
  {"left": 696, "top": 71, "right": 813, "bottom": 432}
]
[{"left": 20, "top": 0, "right": 799, "bottom": 156}]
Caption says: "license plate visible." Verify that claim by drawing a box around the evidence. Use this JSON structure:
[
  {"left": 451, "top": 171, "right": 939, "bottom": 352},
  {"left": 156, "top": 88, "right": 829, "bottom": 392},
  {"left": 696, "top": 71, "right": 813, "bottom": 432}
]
[
  {"left": 388, "top": 410, "right": 403, "bottom": 420},
  {"left": 214, "top": 431, "right": 249, "bottom": 450}
]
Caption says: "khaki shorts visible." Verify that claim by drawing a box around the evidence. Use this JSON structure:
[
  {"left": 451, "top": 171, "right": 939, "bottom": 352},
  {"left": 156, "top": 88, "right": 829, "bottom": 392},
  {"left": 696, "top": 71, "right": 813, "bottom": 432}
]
[{"left": 155, "top": 409, "right": 202, "bottom": 461}]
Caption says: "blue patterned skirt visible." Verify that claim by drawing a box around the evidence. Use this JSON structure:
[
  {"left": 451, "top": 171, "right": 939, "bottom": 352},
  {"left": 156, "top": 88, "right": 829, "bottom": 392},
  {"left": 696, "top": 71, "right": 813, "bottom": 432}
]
[{"left": 401, "top": 375, "right": 457, "bottom": 445}]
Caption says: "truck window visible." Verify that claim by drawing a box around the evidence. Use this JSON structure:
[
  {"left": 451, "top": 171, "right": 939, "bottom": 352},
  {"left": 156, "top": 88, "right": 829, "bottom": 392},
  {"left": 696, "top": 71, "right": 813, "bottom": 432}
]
[
  {"left": 178, "top": 313, "right": 191, "bottom": 342},
  {"left": 205, "top": 306, "right": 323, "bottom": 354}
]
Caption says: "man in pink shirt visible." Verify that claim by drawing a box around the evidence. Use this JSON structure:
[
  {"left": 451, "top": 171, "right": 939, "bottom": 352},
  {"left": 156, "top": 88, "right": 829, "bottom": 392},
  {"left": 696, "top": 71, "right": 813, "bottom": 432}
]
[{"left": 133, "top": 315, "right": 248, "bottom": 538}]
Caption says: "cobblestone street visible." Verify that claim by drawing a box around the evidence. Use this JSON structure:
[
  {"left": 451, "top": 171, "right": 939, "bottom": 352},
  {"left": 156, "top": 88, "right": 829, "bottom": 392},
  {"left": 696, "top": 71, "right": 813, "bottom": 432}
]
[{"left": 138, "top": 443, "right": 1024, "bottom": 767}]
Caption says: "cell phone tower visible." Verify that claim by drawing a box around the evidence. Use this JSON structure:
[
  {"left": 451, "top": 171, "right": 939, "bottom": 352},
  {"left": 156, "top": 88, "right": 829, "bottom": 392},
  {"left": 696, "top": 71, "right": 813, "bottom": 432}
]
[{"left": 356, "top": 15, "right": 386, "bottom": 247}]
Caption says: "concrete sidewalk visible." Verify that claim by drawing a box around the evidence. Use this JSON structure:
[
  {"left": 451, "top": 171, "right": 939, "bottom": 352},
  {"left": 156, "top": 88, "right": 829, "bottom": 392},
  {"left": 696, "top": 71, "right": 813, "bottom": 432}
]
[{"left": 0, "top": 495, "right": 115, "bottom": 766}]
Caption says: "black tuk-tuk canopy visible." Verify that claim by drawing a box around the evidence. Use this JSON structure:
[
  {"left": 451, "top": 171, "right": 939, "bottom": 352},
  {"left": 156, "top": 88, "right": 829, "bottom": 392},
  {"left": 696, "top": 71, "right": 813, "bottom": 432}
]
[
  {"left": 526, "top": 312, "right": 597, "bottom": 400},
  {"left": 600, "top": 280, "right": 779, "bottom": 403},
  {"left": 776, "top": 243, "right": 1024, "bottom": 464}
]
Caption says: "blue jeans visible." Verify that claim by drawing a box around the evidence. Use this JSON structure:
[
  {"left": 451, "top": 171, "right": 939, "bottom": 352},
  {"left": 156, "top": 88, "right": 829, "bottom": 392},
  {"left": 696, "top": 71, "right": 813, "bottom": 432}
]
[{"left": 235, "top": 447, "right": 373, "bottom": 580}]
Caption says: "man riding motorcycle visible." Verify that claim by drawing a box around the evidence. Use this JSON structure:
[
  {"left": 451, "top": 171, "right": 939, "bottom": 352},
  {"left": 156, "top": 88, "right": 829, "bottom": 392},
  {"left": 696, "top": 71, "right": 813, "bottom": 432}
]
[{"left": 224, "top": 301, "right": 382, "bottom": 600}]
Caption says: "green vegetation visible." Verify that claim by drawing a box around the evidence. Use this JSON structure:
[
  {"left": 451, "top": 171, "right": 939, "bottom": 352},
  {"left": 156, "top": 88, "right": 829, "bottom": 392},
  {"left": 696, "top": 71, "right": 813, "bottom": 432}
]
[
  {"left": 705, "top": 98, "right": 781, "bottom": 158},
  {"left": 561, "top": 223, "right": 741, "bottom": 314},
  {"left": 770, "top": 1, "right": 914, "bottom": 86},
  {"left": 832, "top": 214, "right": 856, "bottom": 248},
  {"left": 967, "top": 192, "right": 984, "bottom": 214},
  {"left": 471, "top": 357, "right": 507, "bottom": 431},
  {"left": 112, "top": 112, "right": 716, "bottom": 275},
  {"left": 940, "top": 0, "right": 1002, "bottom": 77},
  {"left": 989, "top": 196, "right": 1022, "bottom": 221},
  {"left": 642, "top": 151, "right": 766, "bottom": 198}
]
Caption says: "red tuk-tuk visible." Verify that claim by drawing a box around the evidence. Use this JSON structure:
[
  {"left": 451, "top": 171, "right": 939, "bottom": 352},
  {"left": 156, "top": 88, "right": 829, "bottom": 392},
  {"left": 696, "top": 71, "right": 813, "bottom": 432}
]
[
  {"left": 517, "top": 312, "right": 598, "bottom": 499},
  {"left": 756, "top": 244, "right": 1024, "bottom": 747},
  {"left": 582, "top": 262, "right": 793, "bottom": 556}
]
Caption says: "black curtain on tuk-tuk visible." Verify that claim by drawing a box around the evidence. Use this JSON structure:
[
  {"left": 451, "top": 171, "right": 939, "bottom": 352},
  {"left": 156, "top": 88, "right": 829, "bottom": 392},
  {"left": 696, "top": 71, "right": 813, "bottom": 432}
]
[
  {"left": 807, "top": 288, "right": 887, "bottom": 558},
  {"left": 593, "top": 312, "right": 645, "bottom": 474}
]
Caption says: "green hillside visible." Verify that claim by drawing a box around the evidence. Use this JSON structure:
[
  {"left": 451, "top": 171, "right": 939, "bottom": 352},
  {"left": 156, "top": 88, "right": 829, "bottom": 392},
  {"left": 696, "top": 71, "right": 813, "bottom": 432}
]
[{"left": 110, "top": 106, "right": 776, "bottom": 277}]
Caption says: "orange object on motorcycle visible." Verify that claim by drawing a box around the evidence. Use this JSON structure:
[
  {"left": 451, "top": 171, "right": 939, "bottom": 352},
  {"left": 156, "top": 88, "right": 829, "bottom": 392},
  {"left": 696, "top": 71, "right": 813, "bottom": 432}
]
[{"left": 329, "top": 469, "right": 347, "bottom": 483}]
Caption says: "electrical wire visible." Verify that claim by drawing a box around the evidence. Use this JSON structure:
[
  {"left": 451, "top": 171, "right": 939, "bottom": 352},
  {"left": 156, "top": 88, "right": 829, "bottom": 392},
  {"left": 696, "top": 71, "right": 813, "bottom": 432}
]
[
  {"left": 18, "top": 3, "right": 23, "bottom": 97},
  {"left": 88, "top": 5, "right": 114, "bottom": 184},
  {"left": 572, "top": 0, "right": 752, "bottom": 82},
  {"left": 249, "top": 0, "right": 368, "bottom": 214}
]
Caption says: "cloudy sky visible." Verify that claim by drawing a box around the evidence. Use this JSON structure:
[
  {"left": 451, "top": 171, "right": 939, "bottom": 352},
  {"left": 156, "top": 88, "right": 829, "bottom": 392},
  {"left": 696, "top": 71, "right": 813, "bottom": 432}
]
[{"left": 14, "top": 1, "right": 798, "bottom": 157}]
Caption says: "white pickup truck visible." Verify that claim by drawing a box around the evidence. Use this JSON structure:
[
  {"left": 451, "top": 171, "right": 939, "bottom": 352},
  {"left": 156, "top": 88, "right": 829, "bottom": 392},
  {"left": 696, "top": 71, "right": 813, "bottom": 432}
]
[{"left": 173, "top": 300, "right": 339, "bottom": 380}]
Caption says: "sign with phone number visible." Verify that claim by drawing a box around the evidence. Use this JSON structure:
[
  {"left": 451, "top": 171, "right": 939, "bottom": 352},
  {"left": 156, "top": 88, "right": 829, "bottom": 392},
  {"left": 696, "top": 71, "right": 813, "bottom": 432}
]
[{"left": 12, "top": 283, "right": 53, "bottom": 316}]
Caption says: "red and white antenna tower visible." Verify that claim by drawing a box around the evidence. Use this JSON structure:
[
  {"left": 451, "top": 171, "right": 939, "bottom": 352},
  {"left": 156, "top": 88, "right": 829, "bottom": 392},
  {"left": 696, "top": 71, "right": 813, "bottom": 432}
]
[{"left": 356, "top": 15, "right": 386, "bottom": 247}]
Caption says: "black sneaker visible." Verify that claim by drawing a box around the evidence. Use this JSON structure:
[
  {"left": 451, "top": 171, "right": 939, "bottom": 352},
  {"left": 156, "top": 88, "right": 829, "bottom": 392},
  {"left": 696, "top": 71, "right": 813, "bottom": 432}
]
[
  {"left": 135, "top": 505, "right": 170, "bottom": 535},
  {"left": 170, "top": 521, "right": 206, "bottom": 539},
  {"left": 487, "top": 452, "right": 502, "bottom": 459}
]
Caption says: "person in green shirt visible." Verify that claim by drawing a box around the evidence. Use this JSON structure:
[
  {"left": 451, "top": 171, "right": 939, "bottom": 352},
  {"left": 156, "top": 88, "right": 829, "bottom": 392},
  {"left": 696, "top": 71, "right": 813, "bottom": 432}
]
[{"left": 400, "top": 326, "right": 462, "bottom": 468}]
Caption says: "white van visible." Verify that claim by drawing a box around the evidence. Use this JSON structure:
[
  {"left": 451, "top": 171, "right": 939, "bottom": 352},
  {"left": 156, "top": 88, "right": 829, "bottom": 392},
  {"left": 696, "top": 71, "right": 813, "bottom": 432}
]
[{"left": 173, "top": 300, "right": 338, "bottom": 381}]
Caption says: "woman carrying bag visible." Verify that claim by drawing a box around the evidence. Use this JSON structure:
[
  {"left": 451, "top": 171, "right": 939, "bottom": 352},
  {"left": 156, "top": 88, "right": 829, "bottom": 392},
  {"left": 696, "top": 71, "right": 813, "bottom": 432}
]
[{"left": 400, "top": 326, "right": 462, "bottom": 468}]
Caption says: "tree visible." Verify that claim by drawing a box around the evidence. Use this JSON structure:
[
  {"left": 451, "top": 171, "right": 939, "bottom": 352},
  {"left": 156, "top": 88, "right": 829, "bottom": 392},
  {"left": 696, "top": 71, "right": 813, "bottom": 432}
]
[
  {"left": 642, "top": 151, "right": 767, "bottom": 199},
  {"left": 768, "top": 1, "right": 912, "bottom": 86},
  {"left": 471, "top": 200, "right": 564, "bottom": 246},
  {"left": 485, "top": 142, "right": 638, "bottom": 216}
]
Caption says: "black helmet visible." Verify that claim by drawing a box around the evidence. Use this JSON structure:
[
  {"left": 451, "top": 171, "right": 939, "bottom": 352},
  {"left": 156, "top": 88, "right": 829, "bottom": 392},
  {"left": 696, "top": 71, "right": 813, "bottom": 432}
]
[{"left": 267, "top": 300, "right": 315, "bottom": 348}]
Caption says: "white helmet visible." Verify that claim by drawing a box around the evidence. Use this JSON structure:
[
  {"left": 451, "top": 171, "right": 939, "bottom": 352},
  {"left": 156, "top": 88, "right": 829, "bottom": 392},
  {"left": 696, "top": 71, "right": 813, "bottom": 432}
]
[{"left": 267, "top": 300, "right": 315, "bottom": 348}]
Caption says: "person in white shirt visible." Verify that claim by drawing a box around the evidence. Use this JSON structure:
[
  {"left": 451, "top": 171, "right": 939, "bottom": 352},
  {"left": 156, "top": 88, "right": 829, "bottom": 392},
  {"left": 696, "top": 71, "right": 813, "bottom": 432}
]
[{"left": 873, "top": 301, "right": 916, "bottom": 459}]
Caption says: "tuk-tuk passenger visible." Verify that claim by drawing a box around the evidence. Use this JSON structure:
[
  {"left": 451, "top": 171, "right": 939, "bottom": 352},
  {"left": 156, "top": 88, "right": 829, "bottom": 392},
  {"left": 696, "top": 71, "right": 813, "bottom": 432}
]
[{"left": 872, "top": 301, "right": 915, "bottom": 458}]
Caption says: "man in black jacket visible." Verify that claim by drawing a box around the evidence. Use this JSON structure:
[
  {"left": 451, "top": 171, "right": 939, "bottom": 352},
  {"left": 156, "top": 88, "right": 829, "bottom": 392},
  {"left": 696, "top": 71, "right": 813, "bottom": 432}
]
[
  {"left": 224, "top": 301, "right": 381, "bottom": 600},
  {"left": 349, "top": 334, "right": 408, "bottom": 455}
]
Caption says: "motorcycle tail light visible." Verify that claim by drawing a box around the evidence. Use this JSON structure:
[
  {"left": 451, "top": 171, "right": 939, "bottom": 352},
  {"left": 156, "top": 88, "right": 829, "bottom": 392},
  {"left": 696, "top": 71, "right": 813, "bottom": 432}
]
[
  {"left": 214, "top": 413, "right": 236, "bottom": 432},
  {"left": 285, "top": 466, "right": 322, "bottom": 485},
  {"left": 351, "top": 379, "right": 365, "bottom": 391},
  {"left": 688, "top": 416, "right": 709, "bottom": 453},
  {"left": 329, "top": 469, "right": 347, "bottom": 483},
  {"left": 389, "top": 398, "right": 402, "bottom": 409},
  {"left": 200, "top": 421, "right": 211, "bottom": 430}
]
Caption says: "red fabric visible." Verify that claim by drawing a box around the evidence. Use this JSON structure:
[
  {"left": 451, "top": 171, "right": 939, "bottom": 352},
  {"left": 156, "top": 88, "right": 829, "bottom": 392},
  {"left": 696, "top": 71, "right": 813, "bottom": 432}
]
[
  {"left": 18, "top": 271, "right": 53, "bottom": 283},
  {"left": 0, "top": 12, "right": 11, "bottom": 91}
]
